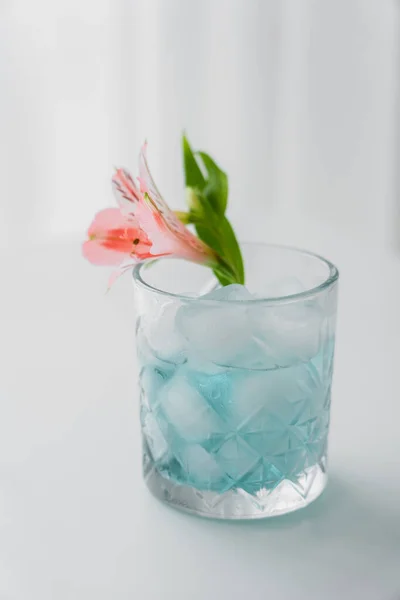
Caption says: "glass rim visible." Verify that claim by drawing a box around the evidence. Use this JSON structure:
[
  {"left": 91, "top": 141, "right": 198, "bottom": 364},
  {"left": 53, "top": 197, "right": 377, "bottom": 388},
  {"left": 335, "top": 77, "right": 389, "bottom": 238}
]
[{"left": 132, "top": 242, "right": 339, "bottom": 305}]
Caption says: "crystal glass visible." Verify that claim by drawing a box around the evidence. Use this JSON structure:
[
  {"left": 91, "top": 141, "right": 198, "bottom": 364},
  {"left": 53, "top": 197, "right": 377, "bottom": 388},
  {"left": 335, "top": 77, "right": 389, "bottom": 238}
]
[{"left": 133, "top": 243, "right": 339, "bottom": 519}]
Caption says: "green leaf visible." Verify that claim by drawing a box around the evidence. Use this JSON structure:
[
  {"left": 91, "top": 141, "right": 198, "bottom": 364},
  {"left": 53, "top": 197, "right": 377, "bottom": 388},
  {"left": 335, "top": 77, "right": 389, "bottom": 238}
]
[
  {"left": 198, "top": 152, "right": 228, "bottom": 216},
  {"left": 213, "top": 262, "right": 237, "bottom": 287},
  {"left": 182, "top": 135, "right": 205, "bottom": 189},
  {"left": 181, "top": 134, "right": 245, "bottom": 286},
  {"left": 218, "top": 217, "right": 245, "bottom": 284},
  {"left": 193, "top": 215, "right": 244, "bottom": 286}
]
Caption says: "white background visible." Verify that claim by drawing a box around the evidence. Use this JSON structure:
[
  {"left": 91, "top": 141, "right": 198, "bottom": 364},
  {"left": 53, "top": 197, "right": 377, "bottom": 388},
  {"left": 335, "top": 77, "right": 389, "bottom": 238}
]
[
  {"left": 1, "top": 2, "right": 400, "bottom": 599},
  {"left": 1, "top": 0, "right": 399, "bottom": 246}
]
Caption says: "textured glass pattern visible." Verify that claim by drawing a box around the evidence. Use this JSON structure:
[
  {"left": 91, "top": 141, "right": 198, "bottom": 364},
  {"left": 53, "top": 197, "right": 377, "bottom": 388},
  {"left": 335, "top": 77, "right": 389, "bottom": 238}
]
[
  {"left": 133, "top": 245, "right": 338, "bottom": 519},
  {"left": 139, "top": 333, "right": 334, "bottom": 517}
]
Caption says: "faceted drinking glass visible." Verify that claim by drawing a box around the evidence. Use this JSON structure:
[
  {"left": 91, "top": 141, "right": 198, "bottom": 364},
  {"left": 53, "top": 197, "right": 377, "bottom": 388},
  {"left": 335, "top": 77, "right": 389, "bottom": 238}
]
[{"left": 133, "top": 243, "right": 339, "bottom": 519}]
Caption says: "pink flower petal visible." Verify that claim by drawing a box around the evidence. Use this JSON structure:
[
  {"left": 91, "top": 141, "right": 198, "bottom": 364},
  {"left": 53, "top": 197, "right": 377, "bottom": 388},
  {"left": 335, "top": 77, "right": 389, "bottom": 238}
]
[
  {"left": 138, "top": 143, "right": 215, "bottom": 264},
  {"left": 82, "top": 240, "right": 124, "bottom": 266},
  {"left": 87, "top": 207, "right": 139, "bottom": 237},
  {"left": 107, "top": 260, "right": 137, "bottom": 290},
  {"left": 85, "top": 207, "right": 153, "bottom": 266},
  {"left": 84, "top": 142, "right": 218, "bottom": 286},
  {"left": 112, "top": 168, "right": 142, "bottom": 214}
]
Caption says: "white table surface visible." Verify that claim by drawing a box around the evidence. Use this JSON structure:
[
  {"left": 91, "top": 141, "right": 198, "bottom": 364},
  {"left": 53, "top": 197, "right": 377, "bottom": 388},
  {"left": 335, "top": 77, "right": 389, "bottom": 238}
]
[{"left": 1, "top": 226, "right": 400, "bottom": 600}]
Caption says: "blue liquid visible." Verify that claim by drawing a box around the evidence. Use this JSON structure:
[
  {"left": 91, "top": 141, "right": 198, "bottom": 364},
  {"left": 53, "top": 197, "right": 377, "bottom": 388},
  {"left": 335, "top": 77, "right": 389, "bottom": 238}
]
[{"left": 140, "top": 345, "right": 333, "bottom": 495}]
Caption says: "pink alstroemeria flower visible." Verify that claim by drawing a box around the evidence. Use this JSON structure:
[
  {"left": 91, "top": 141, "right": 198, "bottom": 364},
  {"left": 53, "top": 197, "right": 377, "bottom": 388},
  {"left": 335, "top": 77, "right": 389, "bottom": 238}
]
[{"left": 83, "top": 143, "right": 216, "bottom": 285}]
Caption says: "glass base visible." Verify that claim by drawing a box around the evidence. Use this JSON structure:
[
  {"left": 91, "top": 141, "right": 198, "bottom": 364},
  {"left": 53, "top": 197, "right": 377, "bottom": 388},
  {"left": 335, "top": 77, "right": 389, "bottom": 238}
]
[{"left": 144, "top": 454, "right": 327, "bottom": 520}]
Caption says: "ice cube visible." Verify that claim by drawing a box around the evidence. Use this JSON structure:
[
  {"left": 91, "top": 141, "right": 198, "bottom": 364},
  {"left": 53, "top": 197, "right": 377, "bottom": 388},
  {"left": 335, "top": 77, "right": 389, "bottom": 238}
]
[
  {"left": 176, "top": 284, "right": 254, "bottom": 366},
  {"left": 205, "top": 284, "right": 254, "bottom": 302},
  {"left": 225, "top": 369, "right": 293, "bottom": 429},
  {"left": 174, "top": 444, "right": 226, "bottom": 487},
  {"left": 156, "top": 372, "right": 225, "bottom": 441},
  {"left": 140, "top": 363, "right": 175, "bottom": 408},
  {"left": 227, "top": 365, "right": 319, "bottom": 428},
  {"left": 190, "top": 368, "right": 232, "bottom": 418},
  {"left": 250, "top": 299, "right": 323, "bottom": 366},
  {"left": 142, "top": 302, "right": 188, "bottom": 364}
]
